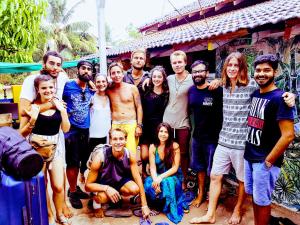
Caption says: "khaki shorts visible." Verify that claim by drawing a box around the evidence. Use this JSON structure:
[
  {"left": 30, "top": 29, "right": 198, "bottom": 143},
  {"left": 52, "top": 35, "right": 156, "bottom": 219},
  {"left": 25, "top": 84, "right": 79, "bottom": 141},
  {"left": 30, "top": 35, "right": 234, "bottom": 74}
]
[{"left": 210, "top": 144, "right": 244, "bottom": 182}]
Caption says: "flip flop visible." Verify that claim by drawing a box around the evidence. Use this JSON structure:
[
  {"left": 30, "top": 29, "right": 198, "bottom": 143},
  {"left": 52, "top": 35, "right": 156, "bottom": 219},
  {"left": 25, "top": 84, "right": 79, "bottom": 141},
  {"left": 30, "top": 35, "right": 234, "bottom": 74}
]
[
  {"left": 155, "top": 222, "right": 169, "bottom": 225},
  {"left": 140, "top": 218, "right": 152, "bottom": 225},
  {"left": 133, "top": 207, "right": 160, "bottom": 217},
  {"left": 104, "top": 208, "right": 132, "bottom": 218}
]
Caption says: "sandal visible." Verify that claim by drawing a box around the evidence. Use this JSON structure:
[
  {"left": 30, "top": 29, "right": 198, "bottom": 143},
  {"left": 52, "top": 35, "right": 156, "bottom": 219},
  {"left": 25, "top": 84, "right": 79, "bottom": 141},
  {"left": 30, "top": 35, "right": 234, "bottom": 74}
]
[{"left": 56, "top": 215, "right": 71, "bottom": 225}]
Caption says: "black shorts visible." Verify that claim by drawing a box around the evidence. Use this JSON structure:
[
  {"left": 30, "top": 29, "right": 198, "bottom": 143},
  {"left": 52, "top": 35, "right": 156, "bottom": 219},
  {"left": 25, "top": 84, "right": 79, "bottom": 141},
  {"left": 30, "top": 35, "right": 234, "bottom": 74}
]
[{"left": 65, "top": 126, "right": 89, "bottom": 169}]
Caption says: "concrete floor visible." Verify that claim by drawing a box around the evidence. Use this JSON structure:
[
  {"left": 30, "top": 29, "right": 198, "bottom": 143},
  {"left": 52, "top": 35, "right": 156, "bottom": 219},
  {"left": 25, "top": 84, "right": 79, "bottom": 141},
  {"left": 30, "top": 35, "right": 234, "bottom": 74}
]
[{"left": 61, "top": 190, "right": 300, "bottom": 225}]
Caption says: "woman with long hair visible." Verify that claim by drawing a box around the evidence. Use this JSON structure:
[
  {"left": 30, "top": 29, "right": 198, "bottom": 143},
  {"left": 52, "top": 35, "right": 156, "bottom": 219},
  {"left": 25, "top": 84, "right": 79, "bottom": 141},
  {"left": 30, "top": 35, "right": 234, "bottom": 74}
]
[
  {"left": 139, "top": 66, "right": 169, "bottom": 179},
  {"left": 144, "top": 122, "right": 188, "bottom": 224},
  {"left": 20, "top": 74, "right": 71, "bottom": 225}
]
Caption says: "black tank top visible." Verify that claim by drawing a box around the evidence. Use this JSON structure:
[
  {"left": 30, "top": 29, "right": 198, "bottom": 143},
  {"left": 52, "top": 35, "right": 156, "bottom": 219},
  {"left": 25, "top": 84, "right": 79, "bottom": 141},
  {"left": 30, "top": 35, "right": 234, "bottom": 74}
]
[{"left": 32, "top": 110, "right": 62, "bottom": 135}]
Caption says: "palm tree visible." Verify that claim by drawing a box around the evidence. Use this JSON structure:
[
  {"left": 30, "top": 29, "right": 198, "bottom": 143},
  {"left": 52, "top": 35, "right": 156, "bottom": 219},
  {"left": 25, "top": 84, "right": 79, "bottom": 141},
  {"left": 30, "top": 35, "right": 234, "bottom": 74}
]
[{"left": 38, "top": 0, "right": 96, "bottom": 60}]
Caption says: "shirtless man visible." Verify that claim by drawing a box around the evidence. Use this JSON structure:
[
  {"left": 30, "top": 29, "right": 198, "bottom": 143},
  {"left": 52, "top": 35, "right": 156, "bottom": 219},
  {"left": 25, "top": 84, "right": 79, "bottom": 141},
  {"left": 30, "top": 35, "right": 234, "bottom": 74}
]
[{"left": 107, "top": 62, "right": 143, "bottom": 155}]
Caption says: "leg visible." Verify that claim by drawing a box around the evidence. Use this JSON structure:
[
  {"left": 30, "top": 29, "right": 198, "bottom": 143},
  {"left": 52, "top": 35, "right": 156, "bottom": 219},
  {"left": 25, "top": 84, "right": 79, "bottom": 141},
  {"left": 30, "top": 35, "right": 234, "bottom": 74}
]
[
  {"left": 62, "top": 170, "right": 73, "bottom": 218},
  {"left": 176, "top": 128, "right": 190, "bottom": 181},
  {"left": 43, "top": 166, "right": 55, "bottom": 224},
  {"left": 66, "top": 167, "right": 79, "bottom": 193},
  {"left": 120, "top": 180, "right": 140, "bottom": 196},
  {"left": 93, "top": 192, "right": 109, "bottom": 218},
  {"left": 254, "top": 203, "right": 271, "bottom": 225},
  {"left": 140, "top": 144, "right": 149, "bottom": 179},
  {"left": 191, "top": 171, "right": 205, "bottom": 207},
  {"left": 189, "top": 174, "right": 223, "bottom": 224},
  {"left": 48, "top": 158, "right": 64, "bottom": 219},
  {"left": 228, "top": 181, "right": 245, "bottom": 224}
]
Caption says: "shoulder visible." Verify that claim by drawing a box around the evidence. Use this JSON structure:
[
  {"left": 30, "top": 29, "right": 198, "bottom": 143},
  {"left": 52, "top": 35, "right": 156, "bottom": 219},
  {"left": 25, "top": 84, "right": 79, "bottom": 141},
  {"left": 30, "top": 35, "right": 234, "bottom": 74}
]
[{"left": 172, "top": 142, "right": 180, "bottom": 152}]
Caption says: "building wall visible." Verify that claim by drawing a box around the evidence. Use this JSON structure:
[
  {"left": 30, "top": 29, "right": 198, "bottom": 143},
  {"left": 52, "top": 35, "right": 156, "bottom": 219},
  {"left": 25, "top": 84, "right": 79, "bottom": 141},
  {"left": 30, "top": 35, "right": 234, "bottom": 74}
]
[{"left": 216, "top": 34, "right": 300, "bottom": 211}]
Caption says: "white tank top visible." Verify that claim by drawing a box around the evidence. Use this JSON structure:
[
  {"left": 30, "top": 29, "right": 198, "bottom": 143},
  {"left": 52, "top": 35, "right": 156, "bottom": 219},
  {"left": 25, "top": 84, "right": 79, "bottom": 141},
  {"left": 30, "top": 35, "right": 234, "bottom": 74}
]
[{"left": 89, "top": 95, "right": 111, "bottom": 138}]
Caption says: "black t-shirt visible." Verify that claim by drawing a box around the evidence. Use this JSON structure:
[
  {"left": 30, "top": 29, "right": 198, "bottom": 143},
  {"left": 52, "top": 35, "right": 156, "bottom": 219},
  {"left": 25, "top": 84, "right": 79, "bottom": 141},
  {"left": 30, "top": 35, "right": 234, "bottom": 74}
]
[
  {"left": 188, "top": 86, "right": 223, "bottom": 143},
  {"left": 245, "top": 89, "right": 294, "bottom": 167}
]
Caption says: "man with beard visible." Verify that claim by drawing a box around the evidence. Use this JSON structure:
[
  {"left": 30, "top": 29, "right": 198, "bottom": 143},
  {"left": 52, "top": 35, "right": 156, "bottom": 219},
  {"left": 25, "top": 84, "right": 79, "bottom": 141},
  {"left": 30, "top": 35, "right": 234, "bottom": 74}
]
[
  {"left": 244, "top": 54, "right": 294, "bottom": 225},
  {"left": 63, "top": 60, "right": 94, "bottom": 209},
  {"left": 19, "top": 51, "right": 73, "bottom": 221},
  {"left": 124, "top": 48, "right": 150, "bottom": 92},
  {"left": 188, "top": 60, "right": 223, "bottom": 207},
  {"left": 107, "top": 62, "right": 143, "bottom": 155}
]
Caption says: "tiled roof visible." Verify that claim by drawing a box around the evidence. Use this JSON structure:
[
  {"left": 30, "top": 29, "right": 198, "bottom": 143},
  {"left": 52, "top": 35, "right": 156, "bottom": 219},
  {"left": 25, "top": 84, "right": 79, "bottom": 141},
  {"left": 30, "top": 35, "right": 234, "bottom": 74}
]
[
  {"left": 104, "top": 0, "right": 300, "bottom": 56},
  {"left": 139, "top": 0, "right": 226, "bottom": 30}
]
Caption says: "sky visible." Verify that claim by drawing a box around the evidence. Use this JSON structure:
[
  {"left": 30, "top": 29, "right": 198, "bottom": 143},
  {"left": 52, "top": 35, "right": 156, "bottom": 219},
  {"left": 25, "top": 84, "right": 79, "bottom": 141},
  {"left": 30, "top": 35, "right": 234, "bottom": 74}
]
[{"left": 67, "top": 0, "right": 196, "bottom": 41}]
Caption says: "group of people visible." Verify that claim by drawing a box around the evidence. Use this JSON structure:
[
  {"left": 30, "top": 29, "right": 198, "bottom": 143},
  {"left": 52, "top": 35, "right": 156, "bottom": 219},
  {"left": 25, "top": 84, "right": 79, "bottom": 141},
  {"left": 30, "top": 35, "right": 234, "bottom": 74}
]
[{"left": 18, "top": 48, "right": 295, "bottom": 225}]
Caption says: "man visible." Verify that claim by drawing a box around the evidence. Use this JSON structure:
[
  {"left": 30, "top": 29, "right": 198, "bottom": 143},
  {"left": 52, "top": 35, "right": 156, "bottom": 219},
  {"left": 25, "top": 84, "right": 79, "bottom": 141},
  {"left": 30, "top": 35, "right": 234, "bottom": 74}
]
[
  {"left": 244, "top": 54, "right": 294, "bottom": 225},
  {"left": 163, "top": 50, "right": 193, "bottom": 180},
  {"left": 63, "top": 60, "right": 94, "bottom": 209},
  {"left": 19, "top": 51, "right": 72, "bottom": 220},
  {"left": 85, "top": 128, "right": 150, "bottom": 219},
  {"left": 188, "top": 60, "right": 223, "bottom": 207},
  {"left": 124, "top": 48, "right": 150, "bottom": 91},
  {"left": 107, "top": 62, "right": 143, "bottom": 155}
]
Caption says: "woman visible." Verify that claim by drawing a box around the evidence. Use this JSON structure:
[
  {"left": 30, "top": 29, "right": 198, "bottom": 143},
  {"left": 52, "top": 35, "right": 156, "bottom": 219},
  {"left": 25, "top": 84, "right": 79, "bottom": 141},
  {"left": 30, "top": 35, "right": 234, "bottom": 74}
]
[
  {"left": 79, "top": 74, "right": 111, "bottom": 184},
  {"left": 20, "top": 74, "right": 70, "bottom": 225},
  {"left": 140, "top": 66, "right": 169, "bottom": 179},
  {"left": 144, "top": 122, "right": 188, "bottom": 224}
]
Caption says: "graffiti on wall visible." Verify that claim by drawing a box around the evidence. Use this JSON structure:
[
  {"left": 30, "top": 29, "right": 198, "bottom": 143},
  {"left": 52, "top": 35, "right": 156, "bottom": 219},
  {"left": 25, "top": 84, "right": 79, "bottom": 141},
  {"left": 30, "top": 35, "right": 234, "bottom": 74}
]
[{"left": 216, "top": 35, "right": 300, "bottom": 211}]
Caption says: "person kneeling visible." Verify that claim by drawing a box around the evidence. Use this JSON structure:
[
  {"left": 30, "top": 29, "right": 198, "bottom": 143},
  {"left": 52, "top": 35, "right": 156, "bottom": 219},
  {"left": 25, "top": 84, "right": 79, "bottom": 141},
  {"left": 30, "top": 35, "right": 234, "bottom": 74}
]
[{"left": 85, "top": 128, "right": 150, "bottom": 219}]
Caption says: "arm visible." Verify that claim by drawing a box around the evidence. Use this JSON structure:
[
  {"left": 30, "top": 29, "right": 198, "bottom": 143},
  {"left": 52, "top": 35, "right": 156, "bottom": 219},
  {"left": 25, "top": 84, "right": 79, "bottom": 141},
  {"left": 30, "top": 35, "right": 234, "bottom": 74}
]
[
  {"left": 19, "top": 104, "right": 40, "bottom": 137},
  {"left": 149, "top": 144, "right": 158, "bottom": 180},
  {"left": 133, "top": 86, "right": 143, "bottom": 137},
  {"left": 208, "top": 78, "right": 222, "bottom": 90},
  {"left": 52, "top": 99, "right": 70, "bottom": 133},
  {"left": 129, "top": 153, "right": 150, "bottom": 218},
  {"left": 265, "top": 119, "right": 294, "bottom": 165},
  {"left": 20, "top": 98, "right": 54, "bottom": 116}
]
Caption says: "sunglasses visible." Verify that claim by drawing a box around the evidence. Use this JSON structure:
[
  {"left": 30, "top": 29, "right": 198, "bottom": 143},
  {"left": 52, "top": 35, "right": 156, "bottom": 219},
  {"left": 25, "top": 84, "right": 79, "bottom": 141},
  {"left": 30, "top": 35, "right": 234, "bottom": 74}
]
[
  {"left": 81, "top": 91, "right": 86, "bottom": 101},
  {"left": 192, "top": 69, "right": 207, "bottom": 74},
  {"left": 80, "top": 65, "right": 92, "bottom": 71}
]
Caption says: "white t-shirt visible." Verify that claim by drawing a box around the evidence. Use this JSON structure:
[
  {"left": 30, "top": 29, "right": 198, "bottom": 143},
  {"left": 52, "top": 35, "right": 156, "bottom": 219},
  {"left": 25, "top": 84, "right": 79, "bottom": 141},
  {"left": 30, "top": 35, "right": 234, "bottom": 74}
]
[
  {"left": 89, "top": 95, "right": 111, "bottom": 138},
  {"left": 20, "top": 72, "right": 69, "bottom": 101}
]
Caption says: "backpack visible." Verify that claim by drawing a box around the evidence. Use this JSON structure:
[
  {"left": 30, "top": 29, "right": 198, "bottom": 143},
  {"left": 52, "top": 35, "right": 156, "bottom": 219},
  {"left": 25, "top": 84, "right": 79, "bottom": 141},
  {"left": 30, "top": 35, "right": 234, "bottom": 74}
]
[
  {"left": 0, "top": 127, "right": 43, "bottom": 180},
  {"left": 86, "top": 144, "right": 111, "bottom": 170}
]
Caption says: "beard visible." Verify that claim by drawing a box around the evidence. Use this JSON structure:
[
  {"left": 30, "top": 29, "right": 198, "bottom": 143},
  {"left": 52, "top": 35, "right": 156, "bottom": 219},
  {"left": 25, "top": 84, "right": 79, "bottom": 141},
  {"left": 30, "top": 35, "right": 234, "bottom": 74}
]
[
  {"left": 78, "top": 73, "right": 92, "bottom": 82},
  {"left": 256, "top": 76, "right": 274, "bottom": 88},
  {"left": 193, "top": 77, "right": 206, "bottom": 86}
]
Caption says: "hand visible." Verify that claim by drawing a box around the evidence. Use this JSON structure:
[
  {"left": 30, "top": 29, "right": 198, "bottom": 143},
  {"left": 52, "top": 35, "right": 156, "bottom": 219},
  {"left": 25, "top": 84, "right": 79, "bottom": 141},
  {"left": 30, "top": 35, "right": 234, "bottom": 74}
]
[
  {"left": 141, "top": 205, "right": 151, "bottom": 219},
  {"left": 52, "top": 99, "right": 66, "bottom": 112},
  {"left": 142, "top": 78, "right": 150, "bottom": 91},
  {"left": 282, "top": 92, "right": 295, "bottom": 107},
  {"left": 152, "top": 176, "right": 162, "bottom": 190},
  {"left": 106, "top": 186, "right": 122, "bottom": 203},
  {"left": 208, "top": 79, "right": 221, "bottom": 90},
  {"left": 135, "top": 126, "right": 142, "bottom": 137},
  {"left": 88, "top": 80, "right": 97, "bottom": 92},
  {"left": 24, "top": 104, "right": 40, "bottom": 121}
]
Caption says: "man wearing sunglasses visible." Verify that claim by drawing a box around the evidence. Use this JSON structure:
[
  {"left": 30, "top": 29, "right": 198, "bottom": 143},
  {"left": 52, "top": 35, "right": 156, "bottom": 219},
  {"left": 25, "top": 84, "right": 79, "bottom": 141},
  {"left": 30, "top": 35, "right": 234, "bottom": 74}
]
[
  {"left": 187, "top": 60, "right": 223, "bottom": 208},
  {"left": 63, "top": 60, "right": 94, "bottom": 209}
]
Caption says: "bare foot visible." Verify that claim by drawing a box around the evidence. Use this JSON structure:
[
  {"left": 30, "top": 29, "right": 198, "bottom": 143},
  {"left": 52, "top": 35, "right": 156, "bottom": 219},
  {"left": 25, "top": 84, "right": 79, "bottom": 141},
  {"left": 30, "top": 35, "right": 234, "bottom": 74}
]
[
  {"left": 228, "top": 209, "right": 241, "bottom": 225},
  {"left": 189, "top": 215, "right": 216, "bottom": 224},
  {"left": 94, "top": 208, "right": 104, "bottom": 218},
  {"left": 63, "top": 203, "right": 73, "bottom": 218},
  {"left": 190, "top": 196, "right": 203, "bottom": 208}
]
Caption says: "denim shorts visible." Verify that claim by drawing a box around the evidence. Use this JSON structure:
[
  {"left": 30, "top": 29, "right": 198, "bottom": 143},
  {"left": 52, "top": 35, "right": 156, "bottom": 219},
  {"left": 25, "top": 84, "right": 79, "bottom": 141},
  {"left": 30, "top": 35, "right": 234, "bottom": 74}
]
[
  {"left": 190, "top": 138, "right": 217, "bottom": 176},
  {"left": 244, "top": 160, "right": 281, "bottom": 206}
]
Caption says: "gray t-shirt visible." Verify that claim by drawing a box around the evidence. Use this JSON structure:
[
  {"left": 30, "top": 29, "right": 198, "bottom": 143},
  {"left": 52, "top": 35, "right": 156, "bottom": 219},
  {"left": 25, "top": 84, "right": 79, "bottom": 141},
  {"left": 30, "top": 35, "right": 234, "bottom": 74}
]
[
  {"left": 163, "top": 74, "right": 193, "bottom": 129},
  {"left": 218, "top": 79, "right": 257, "bottom": 150}
]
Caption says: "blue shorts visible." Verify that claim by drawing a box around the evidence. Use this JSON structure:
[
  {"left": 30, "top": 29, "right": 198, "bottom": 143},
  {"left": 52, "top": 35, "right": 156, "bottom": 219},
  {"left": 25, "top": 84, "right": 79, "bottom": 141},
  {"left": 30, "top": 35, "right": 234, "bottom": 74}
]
[
  {"left": 190, "top": 138, "right": 217, "bottom": 176},
  {"left": 244, "top": 160, "right": 280, "bottom": 206}
]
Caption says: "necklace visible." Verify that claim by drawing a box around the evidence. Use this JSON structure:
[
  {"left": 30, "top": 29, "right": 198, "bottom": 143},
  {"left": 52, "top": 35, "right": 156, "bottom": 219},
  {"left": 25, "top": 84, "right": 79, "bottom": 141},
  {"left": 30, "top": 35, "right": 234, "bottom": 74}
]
[{"left": 174, "top": 74, "right": 188, "bottom": 96}]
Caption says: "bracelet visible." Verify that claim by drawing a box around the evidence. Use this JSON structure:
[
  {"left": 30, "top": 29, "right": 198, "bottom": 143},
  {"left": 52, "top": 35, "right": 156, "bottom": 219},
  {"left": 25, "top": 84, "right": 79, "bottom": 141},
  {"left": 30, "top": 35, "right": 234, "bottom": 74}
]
[
  {"left": 104, "top": 185, "right": 109, "bottom": 192},
  {"left": 28, "top": 121, "right": 35, "bottom": 129},
  {"left": 137, "top": 123, "right": 143, "bottom": 129},
  {"left": 141, "top": 205, "right": 148, "bottom": 209}
]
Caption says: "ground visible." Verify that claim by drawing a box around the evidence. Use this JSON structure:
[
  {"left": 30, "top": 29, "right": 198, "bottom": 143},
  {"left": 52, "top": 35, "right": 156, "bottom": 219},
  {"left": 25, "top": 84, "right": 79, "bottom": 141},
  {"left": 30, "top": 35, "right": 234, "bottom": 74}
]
[{"left": 60, "top": 184, "right": 300, "bottom": 225}]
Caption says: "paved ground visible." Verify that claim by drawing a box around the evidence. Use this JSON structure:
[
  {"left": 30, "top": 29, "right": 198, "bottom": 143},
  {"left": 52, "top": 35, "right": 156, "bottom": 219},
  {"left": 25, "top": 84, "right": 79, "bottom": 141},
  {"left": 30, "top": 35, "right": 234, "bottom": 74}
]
[{"left": 60, "top": 187, "right": 300, "bottom": 225}]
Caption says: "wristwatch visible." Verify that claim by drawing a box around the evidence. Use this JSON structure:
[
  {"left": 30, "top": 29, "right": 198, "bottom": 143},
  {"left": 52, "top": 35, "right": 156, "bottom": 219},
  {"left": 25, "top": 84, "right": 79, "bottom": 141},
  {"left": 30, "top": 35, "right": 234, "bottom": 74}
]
[{"left": 137, "top": 123, "right": 143, "bottom": 129}]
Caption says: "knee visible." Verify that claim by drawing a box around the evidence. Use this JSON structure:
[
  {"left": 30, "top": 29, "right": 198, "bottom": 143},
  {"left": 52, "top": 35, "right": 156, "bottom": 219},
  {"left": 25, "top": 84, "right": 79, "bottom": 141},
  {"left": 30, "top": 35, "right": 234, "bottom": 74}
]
[
  {"left": 210, "top": 174, "right": 222, "bottom": 183},
  {"left": 51, "top": 184, "right": 63, "bottom": 194},
  {"left": 128, "top": 184, "right": 140, "bottom": 195},
  {"left": 94, "top": 192, "right": 107, "bottom": 204}
]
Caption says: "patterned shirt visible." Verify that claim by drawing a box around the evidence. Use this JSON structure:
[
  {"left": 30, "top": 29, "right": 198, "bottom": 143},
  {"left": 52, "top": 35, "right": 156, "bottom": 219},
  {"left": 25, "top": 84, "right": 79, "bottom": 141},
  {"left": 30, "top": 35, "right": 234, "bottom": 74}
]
[{"left": 218, "top": 79, "right": 257, "bottom": 150}]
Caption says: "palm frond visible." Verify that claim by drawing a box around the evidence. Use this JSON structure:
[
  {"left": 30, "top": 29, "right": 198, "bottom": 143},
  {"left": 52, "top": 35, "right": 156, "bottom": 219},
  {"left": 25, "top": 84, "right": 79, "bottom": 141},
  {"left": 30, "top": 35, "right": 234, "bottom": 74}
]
[
  {"left": 65, "top": 21, "right": 92, "bottom": 33},
  {"left": 62, "top": 0, "right": 84, "bottom": 24}
]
